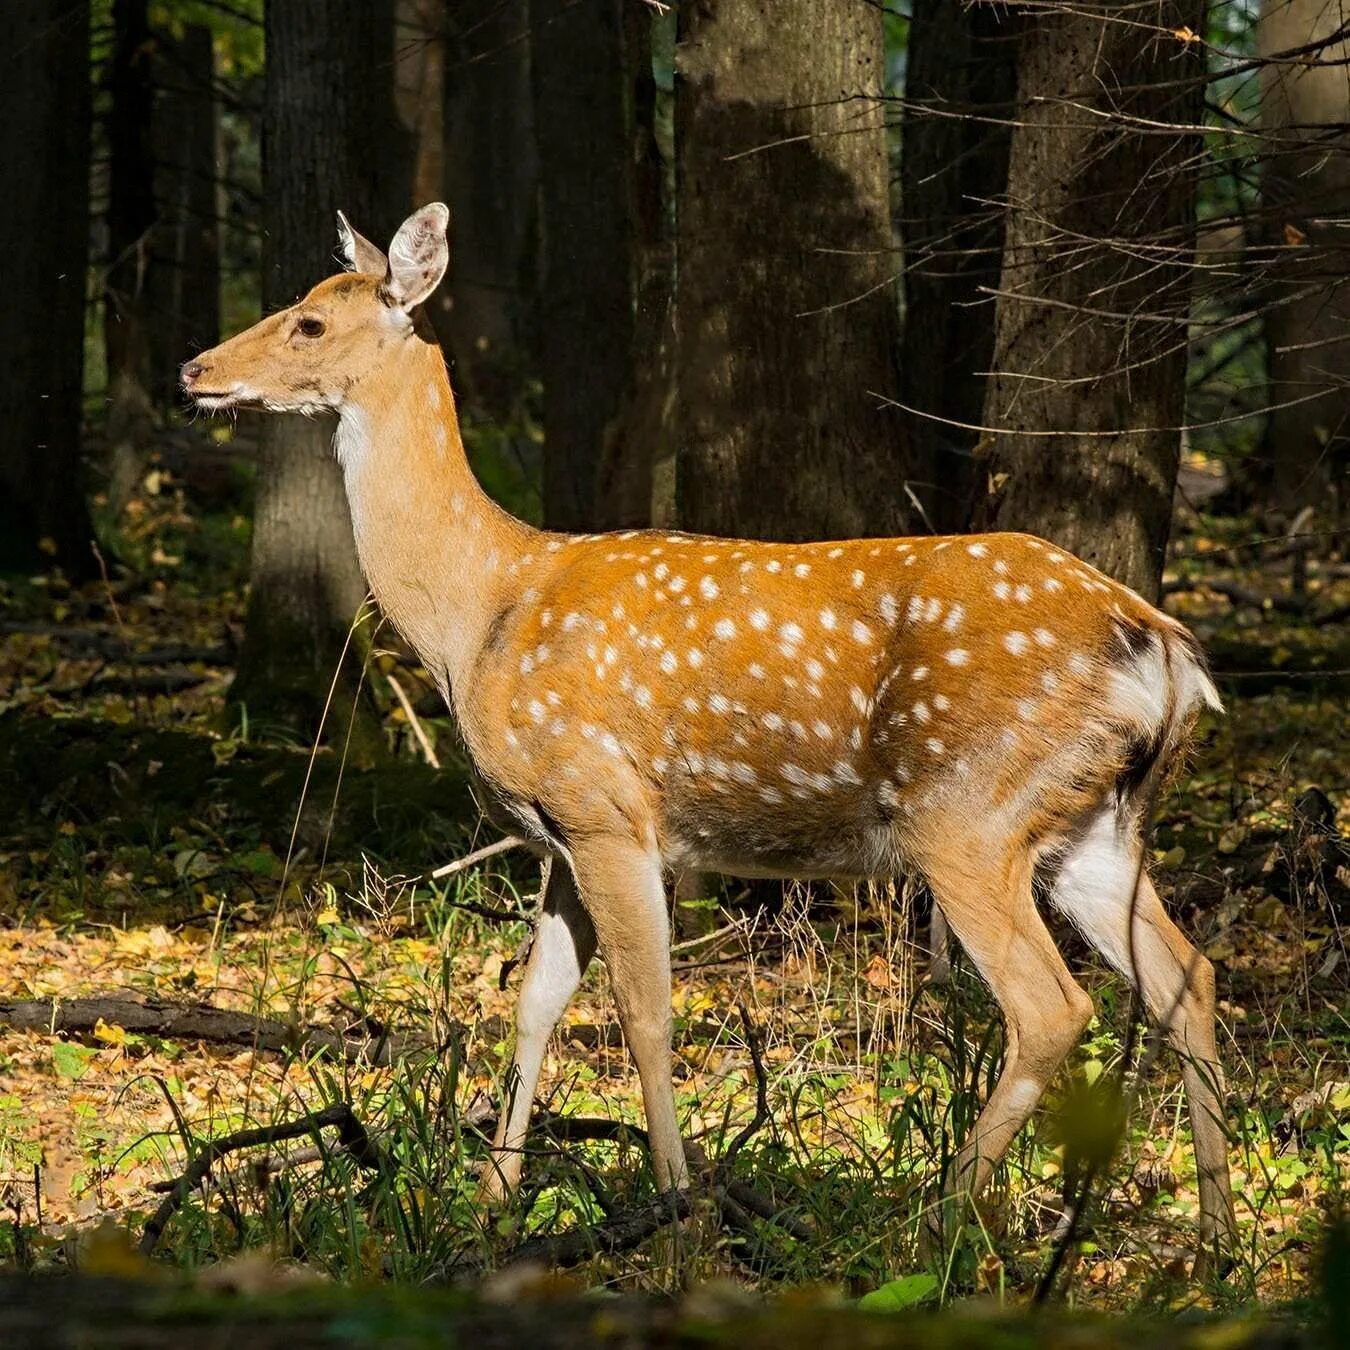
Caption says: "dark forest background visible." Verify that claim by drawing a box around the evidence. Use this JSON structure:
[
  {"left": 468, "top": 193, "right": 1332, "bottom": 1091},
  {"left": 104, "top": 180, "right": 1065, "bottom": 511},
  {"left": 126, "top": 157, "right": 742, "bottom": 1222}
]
[
  {"left": 6, "top": 0, "right": 1347, "bottom": 737},
  {"left": 0, "top": 0, "right": 1347, "bottom": 1331}
]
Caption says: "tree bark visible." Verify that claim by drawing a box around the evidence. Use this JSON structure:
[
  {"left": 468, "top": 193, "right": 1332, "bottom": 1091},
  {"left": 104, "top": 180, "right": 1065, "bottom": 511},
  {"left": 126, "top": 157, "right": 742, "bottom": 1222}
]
[
  {"left": 0, "top": 0, "right": 97, "bottom": 578},
  {"left": 674, "top": 0, "right": 908, "bottom": 543},
  {"left": 105, "top": 0, "right": 161, "bottom": 512},
  {"left": 396, "top": 0, "right": 448, "bottom": 209},
  {"left": 147, "top": 22, "right": 220, "bottom": 407},
  {"left": 439, "top": 0, "right": 537, "bottom": 421},
  {"left": 979, "top": 3, "right": 1206, "bottom": 600},
  {"left": 232, "top": 0, "right": 394, "bottom": 757},
  {"left": 532, "top": 0, "right": 653, "bottom": 530},
  {"left": 1258, "top": 0, "right": 1350, "bottom": 518},
  {"left": 901, "top": 2, "right": 1018, "bottom": 531}
]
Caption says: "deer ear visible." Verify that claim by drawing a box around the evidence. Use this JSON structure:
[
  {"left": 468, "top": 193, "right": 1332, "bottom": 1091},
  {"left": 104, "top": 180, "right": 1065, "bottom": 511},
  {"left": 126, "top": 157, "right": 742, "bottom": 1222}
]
[
  {"left": 382, "top": 202, "right": 449, "bottom": 310},
  {"left": 336, "top": 210, "right": 387, "bottom": 275}
]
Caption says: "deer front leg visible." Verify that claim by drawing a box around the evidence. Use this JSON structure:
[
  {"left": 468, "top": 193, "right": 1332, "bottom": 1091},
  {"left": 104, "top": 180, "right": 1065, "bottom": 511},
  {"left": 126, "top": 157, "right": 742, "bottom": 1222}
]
[
  {"left": 479, "top": 857, "right": 596, "bottom": 1205},
  {"left": 570, "top": 836, "right": 689, "bottom": 1194}
]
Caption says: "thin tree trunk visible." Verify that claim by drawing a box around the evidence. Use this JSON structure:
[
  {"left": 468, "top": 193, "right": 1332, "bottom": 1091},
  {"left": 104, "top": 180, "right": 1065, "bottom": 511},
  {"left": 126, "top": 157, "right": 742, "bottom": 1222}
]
[
  {"left": 532, "top": 0, "right": 647, "bottom": 530},
  {"left": 0, "top": 0, "right": 97, "bottom": 578},
  {"left": 901, "top": 2, "right": 1018, "bottom": 532},
  {"left": 232, "top": 0, "right": 393, "bottom": 758},
  {"left": 979, "top": 3, "right": 1206, "bottom": 600},
  {"left": 148, "top": 22, "right": 220, "bottom": 405},
  {"left": 1258, "top": 0, "right": 1350, "bottom": 518},
  {"left": 440, "top": 0, "right": 537, "bottom": 421},
  {"left": 674, "top": 0, "right": 908, "bottom": 543},
  {"left": 396, "top": 0, "right": 447, "bottom": 209},
  {"left": 105, "top": 0, "right": 161, "bottom": 512}
]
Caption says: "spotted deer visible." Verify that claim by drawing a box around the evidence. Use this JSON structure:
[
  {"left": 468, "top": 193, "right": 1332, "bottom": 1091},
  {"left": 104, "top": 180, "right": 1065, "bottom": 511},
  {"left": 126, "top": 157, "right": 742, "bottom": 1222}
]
[{"left": 182, "top": 203, "right": 1235, "bottom": 1272}]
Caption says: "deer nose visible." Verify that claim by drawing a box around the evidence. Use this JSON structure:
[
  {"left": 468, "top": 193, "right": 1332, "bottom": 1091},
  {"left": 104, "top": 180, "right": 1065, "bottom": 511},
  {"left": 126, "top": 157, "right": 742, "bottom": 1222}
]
[{"left": 180, "top": 360, "right": 207, "bottom": 387}]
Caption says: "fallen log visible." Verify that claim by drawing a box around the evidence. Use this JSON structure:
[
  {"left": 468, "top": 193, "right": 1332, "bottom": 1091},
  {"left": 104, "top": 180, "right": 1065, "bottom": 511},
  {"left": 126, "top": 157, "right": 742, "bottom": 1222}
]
[{"left": 0, "top": 996, "right": 431, "bottom": 1066}]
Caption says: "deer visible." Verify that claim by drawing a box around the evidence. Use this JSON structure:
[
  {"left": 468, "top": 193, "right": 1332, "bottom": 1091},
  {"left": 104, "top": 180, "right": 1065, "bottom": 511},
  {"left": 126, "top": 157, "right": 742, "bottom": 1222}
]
[{"left": 181, "top": 202, "right": 1236, "bottom": 1275}]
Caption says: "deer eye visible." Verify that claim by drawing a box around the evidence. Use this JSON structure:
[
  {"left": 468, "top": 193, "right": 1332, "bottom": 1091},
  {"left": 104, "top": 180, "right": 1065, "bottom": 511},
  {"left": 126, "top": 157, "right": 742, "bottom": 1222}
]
[{"left": 297, "top": 316, "right": 326, "bottom": 338}]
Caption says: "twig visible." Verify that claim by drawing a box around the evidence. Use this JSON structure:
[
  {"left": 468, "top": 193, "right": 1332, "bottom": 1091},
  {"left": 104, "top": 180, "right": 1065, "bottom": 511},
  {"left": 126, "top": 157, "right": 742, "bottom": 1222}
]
[
  {"left": 723, "top": 1004, "right": 770, "bottom": 1170},
  {"left": 146, "top": 1142, "right": 329, "bottom": 1192},
  {"left": 387, "top": 672, "right": 441, "bottom": 768},
  {"left": 139, "top": 1103, "right": 381, "bottom": 1255},
  {"left": 430, "top": 835, "right": 525, "bottom": 881}
]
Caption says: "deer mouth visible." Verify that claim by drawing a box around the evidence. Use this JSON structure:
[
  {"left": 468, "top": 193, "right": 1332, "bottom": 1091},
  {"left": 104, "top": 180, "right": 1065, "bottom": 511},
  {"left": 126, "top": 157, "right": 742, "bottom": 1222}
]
[{"left": 188, "top": 384, "right": 261, "bottom": 413}]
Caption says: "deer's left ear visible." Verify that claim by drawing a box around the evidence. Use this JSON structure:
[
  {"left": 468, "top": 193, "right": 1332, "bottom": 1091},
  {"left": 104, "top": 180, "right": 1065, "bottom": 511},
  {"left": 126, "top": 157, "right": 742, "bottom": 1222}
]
[
  {"left": 336, "top": 211, "right": 388, "bottom": 276},
  {"left": 382, "top": 202, "right": 449, "bottom": 310}
]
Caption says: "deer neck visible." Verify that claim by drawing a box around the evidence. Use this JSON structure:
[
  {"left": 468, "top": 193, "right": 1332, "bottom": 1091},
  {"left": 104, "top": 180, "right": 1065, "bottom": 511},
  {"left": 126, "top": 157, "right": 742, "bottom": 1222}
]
[{"left": 334, "top": 335, "right": 534, "bottom": 701}]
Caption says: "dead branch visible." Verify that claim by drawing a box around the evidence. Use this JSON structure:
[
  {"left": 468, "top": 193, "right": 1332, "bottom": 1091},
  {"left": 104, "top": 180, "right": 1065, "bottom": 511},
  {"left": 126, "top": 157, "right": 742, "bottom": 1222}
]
[
  {"left": 139, "top": 1102, "right": 382, "bottom": 1255},
  {"left": 145, "top": 1142, "right": 330, "bottom": 1192},
  {"left": 1163, "top": 577, "right": 1349, "bottom": 626},
  {"left": 723, "top": 1004, "right": 770, "bottom": 1170},
  {"left": 503, "top": 1191, "right": 691, "bottom": 1269},
  {"left": 430, "top": 835, "right": 525, "bottom": 881},
  {"left": 0, "top": 997, "right": 429, "bottom": 1066},
  {"left": 387, "top": 671, "right": 441, "bottom": 768}
]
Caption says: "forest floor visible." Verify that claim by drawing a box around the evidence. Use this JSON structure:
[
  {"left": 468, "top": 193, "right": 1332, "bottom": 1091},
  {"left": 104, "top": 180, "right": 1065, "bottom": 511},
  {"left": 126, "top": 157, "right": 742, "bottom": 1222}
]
[{"left": 0, "top": 451, "right": 1347, "bottom": 1338}]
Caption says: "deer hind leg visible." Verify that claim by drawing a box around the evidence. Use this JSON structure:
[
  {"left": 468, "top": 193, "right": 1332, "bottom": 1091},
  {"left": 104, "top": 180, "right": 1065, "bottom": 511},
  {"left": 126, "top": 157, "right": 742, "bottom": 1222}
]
[
  {"left": 1049, "top": 801, "right": 1236, "bottom": 1270},
  {"left": 921, "top": 843, "right": 1094, "bottom": 1230},
  {"left": 480, "top": 857, "right": 596, "bottom": 1204},
  {"left": 569, "top": 836, "right": 689, "bottom": 1194}
]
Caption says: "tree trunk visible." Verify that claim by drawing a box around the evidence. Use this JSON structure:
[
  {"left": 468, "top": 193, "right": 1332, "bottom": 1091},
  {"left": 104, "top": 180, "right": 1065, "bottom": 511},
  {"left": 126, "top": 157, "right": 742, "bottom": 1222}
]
[
  {"left": 674, "top": 0, "right": 908, "bottom": 543},
  {"left": 147, "top": 22, "right": 220, "bottom": 406},
  {"left": 231, "top": 0, "right": 394, "bottom": 757},
  {"left": 0, "top": 0, "right": 97, "bottom": 578},
  {"left": 532, "top": 0, "right": 654, "bottom": 530},
  {"left": 396, "top": 0, "right": 448, "bottom": 209},
  {"left": 105, "top": 0, "right": 161, "bottom": 512},
  {"left": 979, "top": 4, "right": 1205, "bottom": 600},
  {"left": 1258, "top": 0, "right": 1350, "bottom": 518},
  {"left": 900, "top": 2, "right": 1018, "bottom": 532},
  {"left": 439, "top": 0, "right": 537, "bottom": 421}
]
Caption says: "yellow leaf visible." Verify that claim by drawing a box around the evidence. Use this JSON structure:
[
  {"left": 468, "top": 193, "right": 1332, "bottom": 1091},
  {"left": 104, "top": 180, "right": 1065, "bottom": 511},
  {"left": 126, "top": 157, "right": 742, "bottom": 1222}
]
[
  {"left": 1159, "top": 845, "right": 1186, "bottom": 868},
  {"left": 81, "top": 1221, "right": 150, "bottom": 1279},
  {"left": 316, "top": 907, "right": 341, "bottom": 927},
  {"left": 1172, "top": 25, "right": 1199, "bottom": 44},
  {"left": 93, "top": 1018, "right": 127, "bottom": 1047}
]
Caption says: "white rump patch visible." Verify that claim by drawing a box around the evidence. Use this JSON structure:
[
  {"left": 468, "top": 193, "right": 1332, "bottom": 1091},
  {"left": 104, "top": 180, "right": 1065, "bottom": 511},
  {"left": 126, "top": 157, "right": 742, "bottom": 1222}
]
[
  {"left": 1106, "top": 630, "right": 1168, "bottom": 736},
  {"left": 1049, "top": 803, "right": 1142, "bottom": 979}
]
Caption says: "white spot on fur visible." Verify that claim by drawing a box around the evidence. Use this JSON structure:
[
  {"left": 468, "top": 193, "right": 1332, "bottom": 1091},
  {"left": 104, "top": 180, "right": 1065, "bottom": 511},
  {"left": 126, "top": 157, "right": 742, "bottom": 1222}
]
[
  {"left": 967, "top": 542, "right": 988, "bottom": 558},
  {"left": 945, "top": 649, "right": 969, "bottom": 666},
  {"left": 1005, "top": 631, "right": 1030, "bottom": 656},
  {"left": 713, "top": 618, "right": 736, "bottom": 640}
]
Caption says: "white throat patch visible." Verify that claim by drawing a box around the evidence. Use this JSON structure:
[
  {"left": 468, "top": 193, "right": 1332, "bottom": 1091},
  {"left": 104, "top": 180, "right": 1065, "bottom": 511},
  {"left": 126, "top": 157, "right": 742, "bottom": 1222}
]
[{"left": 334, "top": 405, "right": 373, "bottom": 473}]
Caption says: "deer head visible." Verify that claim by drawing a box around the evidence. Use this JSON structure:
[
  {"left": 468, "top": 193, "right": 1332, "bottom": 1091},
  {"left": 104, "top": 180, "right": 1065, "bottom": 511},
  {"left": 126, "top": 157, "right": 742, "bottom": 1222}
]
[{"left": 179, "top": 203, "right": 450, "bottom": 416}]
